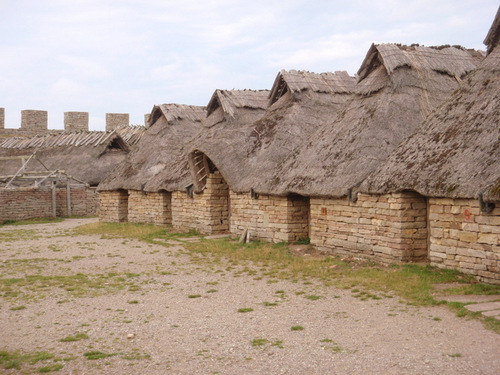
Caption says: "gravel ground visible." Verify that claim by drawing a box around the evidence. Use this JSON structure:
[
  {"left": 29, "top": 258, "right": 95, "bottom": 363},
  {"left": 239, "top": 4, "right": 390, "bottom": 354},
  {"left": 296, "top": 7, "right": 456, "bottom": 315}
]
[{"left": 1, "top": 218, "right": 499, "bottom": 374}]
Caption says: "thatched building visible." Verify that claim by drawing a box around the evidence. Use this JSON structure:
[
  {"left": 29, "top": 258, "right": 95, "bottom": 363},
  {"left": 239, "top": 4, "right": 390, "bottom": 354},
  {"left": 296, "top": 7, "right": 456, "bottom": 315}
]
[
  {"left": 213, "top": 70, "right": 356, "bottom": 242},
  {"left": 177, "top": 89, "right": 269, "bottom": 234},
  {"left": 98, "top": 104, "right": 206, "bottom": 224},
  {"left": 361, "top": 7, "right": 500, "bottom": 283},
  {"left": 248, "top": 44, "right": 484, "bottom": 260}
]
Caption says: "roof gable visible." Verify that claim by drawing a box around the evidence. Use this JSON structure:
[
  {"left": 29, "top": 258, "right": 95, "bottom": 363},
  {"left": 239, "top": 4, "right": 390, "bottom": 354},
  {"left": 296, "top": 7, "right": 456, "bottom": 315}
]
[
  {"left": 358, "top": 43, "right": 484, "bottom": 82},
  {"left": 206, "top": 89, "right": 269, "bottom": 117},
  {"left": 269, "top": 70, "right": 356, "bottom": 105}
]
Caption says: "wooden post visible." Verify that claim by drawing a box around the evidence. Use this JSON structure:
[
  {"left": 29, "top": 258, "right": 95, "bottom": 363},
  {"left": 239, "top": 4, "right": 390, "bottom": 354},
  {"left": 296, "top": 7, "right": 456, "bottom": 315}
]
[
  {"left": 52, "top": 181, "right": 57, "bottom": 218},
  {"left": 66, "top": 179, "right": 72, "bottom": 217}
]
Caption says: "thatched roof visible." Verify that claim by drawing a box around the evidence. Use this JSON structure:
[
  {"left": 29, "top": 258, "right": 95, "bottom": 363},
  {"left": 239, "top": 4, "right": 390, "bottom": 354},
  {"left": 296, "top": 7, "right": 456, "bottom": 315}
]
[
  {"left": 187, "top": 89, "right": 270, "bottom": 191},
  {"left": 0, "top": 130, "right": 133, "bottom": 186},
  {"left": 248, "top": 44, "right": 484, "bottom": 198},
  {"left": 218, "top": 70, "right": 356, "bottom": 193},
  {"left": 98, "top": 104, "right": 206, "bottom": 192},
  {"left": 484, "top": 6, "right": 500, "bottom": 53},
  {"left": 362, "top": 43, "right": 500, "bottom": 202}
]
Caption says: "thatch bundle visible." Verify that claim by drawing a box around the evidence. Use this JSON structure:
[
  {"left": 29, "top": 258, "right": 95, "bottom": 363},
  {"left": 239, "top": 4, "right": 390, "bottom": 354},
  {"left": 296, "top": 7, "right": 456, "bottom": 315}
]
[
  {"left": 362, "top": 9, "right": 500, "bottom": 203},
  {"left": 249, "top": 44, "right": 484, "bottom": 198},
  {"left": 98, "top": 104, "right": 206, "bottom": 192}
]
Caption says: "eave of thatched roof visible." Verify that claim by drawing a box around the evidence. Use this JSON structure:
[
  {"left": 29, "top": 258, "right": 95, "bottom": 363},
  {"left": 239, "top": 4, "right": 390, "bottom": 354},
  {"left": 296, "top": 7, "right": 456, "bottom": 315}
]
[
  {"left": 248, "top": 44, "right": 484, "bottom": 199},
  {"left": 206, "top": 89, "right": 269, "bottom": 118},
  {"left": 98, "top": 104, "right": 206, "bottom": 192},
  {"left": 484, "top": 6, "right": 500, "bottom": 53},
  {"left": 361, "top": 46, "right": 500, "bottom": 202},
  {"left": 268, "top": 70, "right": 356, "bottom": 105}
]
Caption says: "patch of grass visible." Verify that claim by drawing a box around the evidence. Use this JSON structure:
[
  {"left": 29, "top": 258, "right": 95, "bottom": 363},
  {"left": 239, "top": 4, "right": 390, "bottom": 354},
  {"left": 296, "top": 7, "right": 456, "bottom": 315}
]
[
  {"left": 1, "top": 217, "right": 63, "bottom": 226},
  {"left": 251, "top": 338, "right": 269, "bottom": 347},
  {"left": 237, "top": 308, "right": 254, "bottom": 313},
  {"left": 188, "top": 294, "right": 202, "bottom": 299},
  {"left": 305, "top": 295, "right": 322, "bottom": 301},
  {"left": 10, "top": 305, "right": 26, "bottom": 311},
  {"left": 263, "top": 301, "right": 278, "bottom": 306},
  {"left": 206, "top": 289, "right": 218, "bottom": 293},
  {"left": 448, "top": 353, "right": 462, "bottom": 358},
  {"left": 291, "top": 325, "right": 304, "bottom": 331},
  {"left": 0, "top": 350, "right": 56, "bottom": 371},
  {"left": 60, "top": 333, "right": 89, "bottom": 342},
  {"left": 84, "top": 351, "right": 116, "bottom": 360},
  {"left": 127, "top": 300, "right": 139, "bottom": 304},
  {"left": 38, "top": 364, "right": 64, "bottom": 372}
]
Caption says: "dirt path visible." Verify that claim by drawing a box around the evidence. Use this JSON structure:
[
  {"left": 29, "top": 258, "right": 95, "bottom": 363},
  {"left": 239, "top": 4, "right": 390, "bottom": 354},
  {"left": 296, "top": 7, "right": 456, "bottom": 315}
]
[{"left": 1, "top": 218, "right": 499, "bottom": 374}]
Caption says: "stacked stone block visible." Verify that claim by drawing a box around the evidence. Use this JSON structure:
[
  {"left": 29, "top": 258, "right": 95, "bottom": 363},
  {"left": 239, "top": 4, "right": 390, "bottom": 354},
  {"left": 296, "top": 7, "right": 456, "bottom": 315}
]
[
  {"left": 229, "top": 193, "right": 309, "bottom": 243},
  {"left": 64, "top": 112, "right": 89, "bottom": 132},
  {"left": 429, "top": 198, "right": 500, "bottom": 284},
  {"left": 171, "top": 171, "right": 229, "bottom": 234},
  {"left": 0, "top": 186, "right": 95, "bottom": 221},
  {"left": 21, "top": 110, "right": 48, "bottom": 136},
  {"left": 310, "top": 192, "right": 428, "bottom": 263},
  {"left": 128, "top": 190, "right": 172, "bottom": 225},
  {"left": 0, "top": 107, "right": 4, "bottom": 129},
  {"left": 106, "top": 113, "right": 129, "bottom": 131},
  {"left": 99, "top": 190, "right": 129, "bottom": 222}
]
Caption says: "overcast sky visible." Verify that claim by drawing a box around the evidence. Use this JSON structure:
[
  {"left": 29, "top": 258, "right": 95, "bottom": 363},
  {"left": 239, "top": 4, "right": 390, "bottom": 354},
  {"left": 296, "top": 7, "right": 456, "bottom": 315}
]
[{"left": 1, "top": 0, "right": 498, "bottom": 131}]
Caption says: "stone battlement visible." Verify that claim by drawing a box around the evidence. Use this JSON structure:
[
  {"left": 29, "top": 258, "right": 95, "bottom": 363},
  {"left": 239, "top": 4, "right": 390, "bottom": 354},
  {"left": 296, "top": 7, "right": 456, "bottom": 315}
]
[{"left": 0, "top": 108, "right": 148, "bottom": 137}]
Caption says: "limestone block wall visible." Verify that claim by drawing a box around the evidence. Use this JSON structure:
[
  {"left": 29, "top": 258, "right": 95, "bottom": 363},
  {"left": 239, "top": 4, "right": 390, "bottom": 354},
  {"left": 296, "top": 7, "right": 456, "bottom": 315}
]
[
  {"left": 99, "top": 190, "right": 129, "bottom": 222},
  {"left": 0, "top": 186, "right": 95, "bottom": 221},
  {"left": 171, "top": 172, "right": 229, "bottom": 234},
  {"left": 310, "top": 192, "right": 428, "bottom": 263},
  {"left": 106, "top": 113, "right": 129, "bottom": 131},
  {"left": 128, "top": 190, "right": 172, "bottom": 225},
  {"left": 429, "top": 198, "right": 500, "bottom": 284},
  {"left": 0, "top": 107, "right": 4, "bottom": 129},
  {"left": 64, "top": 112, "right": 89, "bottom": 132},
  {"left": 21, "top": 110, "right": 48, "bottom": 135},
  {"left": 229, "top": 193, "right": 309, "bottom": 243}
]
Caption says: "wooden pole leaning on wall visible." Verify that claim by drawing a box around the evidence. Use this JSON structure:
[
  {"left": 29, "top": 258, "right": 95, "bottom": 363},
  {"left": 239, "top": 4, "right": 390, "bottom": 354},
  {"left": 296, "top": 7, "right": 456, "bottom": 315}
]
[
  {"left": 52, "top": 181, "right": 57, "bottom": 218},
  {"left": 66, "top": 178, "right": 72, "bottom": 217}
]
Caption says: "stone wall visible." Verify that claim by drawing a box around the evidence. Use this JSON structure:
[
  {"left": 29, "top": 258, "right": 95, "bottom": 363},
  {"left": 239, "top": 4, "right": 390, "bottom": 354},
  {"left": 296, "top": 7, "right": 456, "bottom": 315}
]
[
  {"left": 230, "top": 192, "right": 309, "bottom": 242},
  {"left": 429, "top": 198, "right": 500, "bottom": 284},
  {"left": 99, "top": 190, "right": 129, "bottom": 222},
  {"left": 0, "top": 185, "right": 96, "bottom": 221},
  {"left": 64, "top": 112, "right": 89, "bottom": 132},
  {"left": 21, "top": 110, "right": 48, "bottom": 135},
  {"left": 310, "top": 192, "right": 428, "bottom": 263},
  {"left": 106, "top": 113, "right": 129, "bottom": 131},
  {"left": 128, "top": 190, "right": 172, "bottom": 225},
  {"left": 0, "top": 107, "right": 4, "bottom": 129},
  {"left": 171, "top": 171, "right": 229, "bottom": 234}
]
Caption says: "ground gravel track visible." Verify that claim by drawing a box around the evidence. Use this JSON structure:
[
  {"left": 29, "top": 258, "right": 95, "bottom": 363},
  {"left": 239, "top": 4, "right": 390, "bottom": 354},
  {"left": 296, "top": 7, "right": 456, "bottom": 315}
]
[{"left": 0, "top": 218, "right": 499, "bottom": 374}]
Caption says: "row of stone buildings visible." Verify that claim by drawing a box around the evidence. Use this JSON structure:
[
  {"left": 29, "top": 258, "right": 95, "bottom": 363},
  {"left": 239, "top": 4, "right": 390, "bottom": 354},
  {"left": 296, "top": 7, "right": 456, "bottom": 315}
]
[{"left": 96, "top": 9, "right": 500, "bottom": 284}]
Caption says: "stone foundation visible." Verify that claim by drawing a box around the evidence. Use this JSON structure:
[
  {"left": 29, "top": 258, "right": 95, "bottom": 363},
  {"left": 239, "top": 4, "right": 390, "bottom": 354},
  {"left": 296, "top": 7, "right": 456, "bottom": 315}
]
[
  {"left": 310, "top": 192, "right": 428, "bottom": 263},
  {"left": 429, "top": 198, "right": 500, "bottom": 284},
  {"left": 128, "top": 190, "right": 172, "bottom": 225},
  {"left": 99, "top": 190, "right": 129, "bottom": 222},
  {"left": 229, "top": 193, "right": 309, "bottom": 243},
  {"left": 171, "top": 171, "right": 229, "bottom": 234}
]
